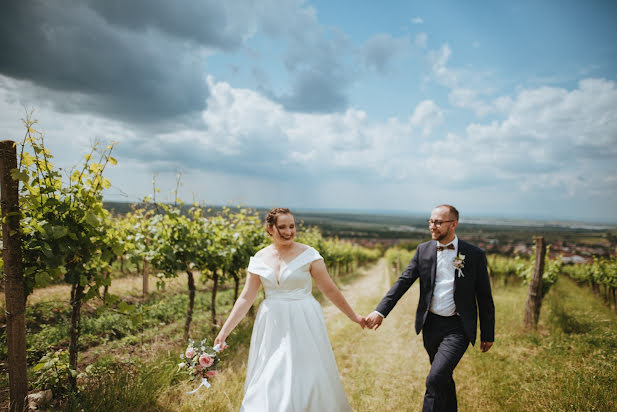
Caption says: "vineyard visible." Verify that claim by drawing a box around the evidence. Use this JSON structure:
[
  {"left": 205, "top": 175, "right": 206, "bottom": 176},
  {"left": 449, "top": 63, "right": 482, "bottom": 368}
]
[
  {"left": 0, "top": 119, "right": 381, "bottom": 410},
  {"left": 386, "top": 244, "right": 617, "bottom": 311},
  {"left": 0, "top": 119, "right": 616, "bottom": 410}
]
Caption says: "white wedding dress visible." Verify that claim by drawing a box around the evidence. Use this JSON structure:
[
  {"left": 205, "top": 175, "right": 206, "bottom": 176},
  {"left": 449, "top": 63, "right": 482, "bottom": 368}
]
[{"left": 240, "top": 246, "right": 353, "bottom": 412}]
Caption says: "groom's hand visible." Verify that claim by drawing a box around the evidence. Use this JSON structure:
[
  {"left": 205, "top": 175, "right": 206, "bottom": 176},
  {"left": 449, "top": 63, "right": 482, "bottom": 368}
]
[
  {"left": 480, "top": 341, "right": 493, "bottom": 352},
  {"left": 366, "top": 311, "right": 383, "bottom": 330}
]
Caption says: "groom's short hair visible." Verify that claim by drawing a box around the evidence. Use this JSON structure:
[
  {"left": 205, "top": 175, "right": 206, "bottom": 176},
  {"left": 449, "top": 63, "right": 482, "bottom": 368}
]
[{"left": 435, "top": 204, "right": 459, "bottom": 221}]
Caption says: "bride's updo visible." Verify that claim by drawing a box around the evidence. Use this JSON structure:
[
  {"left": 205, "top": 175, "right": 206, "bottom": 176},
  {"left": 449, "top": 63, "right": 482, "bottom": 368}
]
[{"left": 265, "top": 208, "right": 292, "bottom": 234}]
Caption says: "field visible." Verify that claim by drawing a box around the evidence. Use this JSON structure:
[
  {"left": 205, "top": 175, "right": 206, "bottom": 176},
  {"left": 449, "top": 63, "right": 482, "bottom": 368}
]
[
  {"left": 2, "top": 206, "right": 617, "bottom": 410},
  {"left": 2, "top": 254, "right": 616, "bottom": 411}
]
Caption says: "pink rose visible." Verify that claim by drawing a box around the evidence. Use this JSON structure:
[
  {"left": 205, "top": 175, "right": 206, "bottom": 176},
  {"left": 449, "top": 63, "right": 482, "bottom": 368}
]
[
  {"left": 205, "top": 370, "right": 217, "bottom": 378},
  {"left": 196, "top": 365, "right": 203, "bottom": 372},
  {"left": 185, "top": 347, "right": 196, "bottom": 359},
  {"left": 199, "top": 354, "right": 214, "bottom": 368}
]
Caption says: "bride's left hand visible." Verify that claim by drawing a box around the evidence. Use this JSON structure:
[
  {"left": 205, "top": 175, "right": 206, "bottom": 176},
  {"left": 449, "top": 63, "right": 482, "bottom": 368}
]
[
  {"left": 352, "top": 314, "right": 366, "bottom": 329},
  {"left": 214, "top": 332, "right": 229, "bottom": 351}
]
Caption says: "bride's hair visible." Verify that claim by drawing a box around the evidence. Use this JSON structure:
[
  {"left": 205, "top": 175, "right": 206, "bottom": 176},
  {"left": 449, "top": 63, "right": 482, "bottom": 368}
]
[{"left": 265, "top": 208, "right": 292, "bottom": 234}]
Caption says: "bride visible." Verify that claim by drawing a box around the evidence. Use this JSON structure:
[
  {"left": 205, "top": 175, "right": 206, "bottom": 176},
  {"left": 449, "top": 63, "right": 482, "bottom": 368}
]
[{"left": 214, "top": 207, "right": 364, "bottom": 411}]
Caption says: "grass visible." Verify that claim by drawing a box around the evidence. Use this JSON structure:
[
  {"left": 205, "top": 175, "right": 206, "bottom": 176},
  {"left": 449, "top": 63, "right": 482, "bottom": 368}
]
[
  {"left": 59, "top": 357, "right": 178, "bottom": 412},
  {"left": 328, "top": 261, "right": 617, "bottom": 412},
  {"left": 457, "top": 277, "right": 617, "bottom": 412},
  {"left": 3, "top": 260, "right": 616, "bottom": 411},
  {"left": 3, "top": 275, "right": 239, "bottom": 364},
  {"left": 0, "top": 270, "right": 255, "bottom": 409}
]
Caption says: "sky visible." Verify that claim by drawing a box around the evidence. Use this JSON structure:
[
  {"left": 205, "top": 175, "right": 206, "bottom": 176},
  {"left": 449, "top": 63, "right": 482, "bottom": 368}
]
[{"left": 1, "top": 0, "right": 616, "bottom": 222}]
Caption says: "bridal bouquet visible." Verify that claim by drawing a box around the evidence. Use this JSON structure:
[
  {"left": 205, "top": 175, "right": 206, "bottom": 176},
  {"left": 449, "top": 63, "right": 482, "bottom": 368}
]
[{"left": 178, "top": 338, "right": 224, "bottom": 393}]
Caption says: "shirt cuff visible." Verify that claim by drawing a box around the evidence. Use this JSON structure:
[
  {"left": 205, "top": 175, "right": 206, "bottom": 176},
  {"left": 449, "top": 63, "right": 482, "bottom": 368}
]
[{"left": 373, "top": 311, "right": 385, "bottom": 318}]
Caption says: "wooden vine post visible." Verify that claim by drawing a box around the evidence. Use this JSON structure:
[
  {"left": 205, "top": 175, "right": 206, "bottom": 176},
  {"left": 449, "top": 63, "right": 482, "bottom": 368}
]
[
  {"left": 0, "top": 140, "right": 27, "bottom": 412},
  {"left": 142, "top": 255, "right": 149, "bottom": 297},
  {"left": 524, "top": 236, "right": 546, "bottom": 329}
]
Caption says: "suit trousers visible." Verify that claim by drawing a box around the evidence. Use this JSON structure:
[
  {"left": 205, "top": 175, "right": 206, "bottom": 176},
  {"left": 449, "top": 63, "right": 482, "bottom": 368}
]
[{"left": 421, "top": 312, "right": 469, "bottom": 412}]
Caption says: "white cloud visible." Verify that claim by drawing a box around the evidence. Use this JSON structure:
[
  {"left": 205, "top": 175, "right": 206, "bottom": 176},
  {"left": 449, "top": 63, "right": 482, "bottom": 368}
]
[
  {"left": 432, "top": 78, "right": 617, "bottom": 197},
  {"left": 448, "top": 88, "right": 493, "bottom": 117},
  {"left": 448, "top": 88, "right": 514, "bottom": 118},
  {"left": 410, "top": 100, "right": 444, "bottom": 136},
  {"left": 424, "top": 43, "right": 499, "bottom": 106},
  {"left": 494, "top": 96, "right": 513, "bottom": 113},
  {"left": 201, "top": 76, "right": 289, "bottom": 154},
  {"left": 411, "top": 17, "right": 424, "bottom": 24},
  {"left": 151, "top": 77, "right": 442, "bottom": 183},
  {"left": 428, "top": 44, "right": 457, "bottom": 88},
  {"left": 415, "top": 32, "right": 428, "bottom": 49}
]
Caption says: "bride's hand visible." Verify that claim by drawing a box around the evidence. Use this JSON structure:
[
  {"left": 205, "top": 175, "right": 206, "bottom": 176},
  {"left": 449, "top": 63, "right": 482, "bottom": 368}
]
[
  {"left": 352, "top": 314, "right": 366, "bottom": 329},
  {"left": 214, "top": 331, "right": 228, "bottom": 351}
]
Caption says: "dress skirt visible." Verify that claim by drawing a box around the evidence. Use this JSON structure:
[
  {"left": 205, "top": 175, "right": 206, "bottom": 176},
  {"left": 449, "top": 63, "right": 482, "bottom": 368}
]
[{"left": 240, "top": 293, "right": 353, "bottom": 412}]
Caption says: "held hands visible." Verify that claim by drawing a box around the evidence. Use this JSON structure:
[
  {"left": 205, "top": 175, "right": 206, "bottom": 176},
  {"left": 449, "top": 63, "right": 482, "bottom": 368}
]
[{"left": 365, "top": 311, "right": 383, "bottom": 330}]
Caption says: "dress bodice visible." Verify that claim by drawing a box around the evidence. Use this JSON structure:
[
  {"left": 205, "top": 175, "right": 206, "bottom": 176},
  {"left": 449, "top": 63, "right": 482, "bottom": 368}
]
[{"left": 247, "top": 246, "right": 323, "bottom": 300}]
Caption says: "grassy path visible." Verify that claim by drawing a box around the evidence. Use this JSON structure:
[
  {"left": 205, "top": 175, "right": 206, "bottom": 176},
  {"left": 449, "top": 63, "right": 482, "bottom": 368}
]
[{"left": 325, "top": 257, "right": 428, "bottom": 411}]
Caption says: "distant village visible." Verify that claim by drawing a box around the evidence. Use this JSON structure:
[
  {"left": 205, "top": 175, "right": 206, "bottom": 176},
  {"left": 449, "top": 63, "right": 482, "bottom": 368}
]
[
  {"left": 352, "top": 225, "right": 617, "bottom": 264},
  {"left": 469, "top": 238, "right": 615, "bottom": 263}
]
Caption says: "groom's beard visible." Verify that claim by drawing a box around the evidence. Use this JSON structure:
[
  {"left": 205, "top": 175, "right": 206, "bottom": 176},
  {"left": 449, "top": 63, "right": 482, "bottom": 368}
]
[
  {"left": 432, "top": 233, "right": 445, "bottom": 242},
  {"left": 431, "top": 229, "right": 451, "bottom": 242}
]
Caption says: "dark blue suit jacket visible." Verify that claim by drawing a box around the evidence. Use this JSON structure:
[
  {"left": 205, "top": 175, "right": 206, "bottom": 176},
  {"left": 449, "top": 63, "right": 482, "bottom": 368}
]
[{"left": 376, "top": 239, "right": 495, "bottom": 345}]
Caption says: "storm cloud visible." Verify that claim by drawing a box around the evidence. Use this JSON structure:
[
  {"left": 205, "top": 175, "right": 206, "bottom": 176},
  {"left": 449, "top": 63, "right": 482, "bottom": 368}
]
[
  {"left": 0, "top": 0, "right": 357, "bottom": 122},
  {"left": 361, "top": 34, "right": 411, "bottom": 75},
  {"left": 0, "top": 1, "right": 224, "bottom": 123}
]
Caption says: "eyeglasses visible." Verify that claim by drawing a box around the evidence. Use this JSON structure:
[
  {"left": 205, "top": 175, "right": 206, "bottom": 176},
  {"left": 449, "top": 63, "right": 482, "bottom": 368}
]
[{"left": 427, "top": 219, "right": 455, "bottom": 227}]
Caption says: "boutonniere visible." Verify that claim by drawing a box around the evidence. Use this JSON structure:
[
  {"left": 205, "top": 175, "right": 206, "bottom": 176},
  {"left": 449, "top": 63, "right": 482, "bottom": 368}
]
[{"left": 453, "top": 254, "right": 465, "bottom": 277}]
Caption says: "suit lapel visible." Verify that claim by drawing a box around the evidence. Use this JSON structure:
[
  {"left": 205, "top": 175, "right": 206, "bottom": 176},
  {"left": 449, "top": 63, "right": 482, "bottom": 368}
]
[{"left": 457, "top": 239, "right": 469, "bottom": 260}]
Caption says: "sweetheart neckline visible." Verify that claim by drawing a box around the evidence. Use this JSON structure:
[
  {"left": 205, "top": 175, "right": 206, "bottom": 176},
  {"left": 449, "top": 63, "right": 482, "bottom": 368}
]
[{"left": 254, "top": 247, "right": 312, "bottom": 284}]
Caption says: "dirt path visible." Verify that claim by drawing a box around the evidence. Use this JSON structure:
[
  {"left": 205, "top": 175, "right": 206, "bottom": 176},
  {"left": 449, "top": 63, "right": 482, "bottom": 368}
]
[{"left": 321, "top": 258, "right": 428, "bottom": 411}]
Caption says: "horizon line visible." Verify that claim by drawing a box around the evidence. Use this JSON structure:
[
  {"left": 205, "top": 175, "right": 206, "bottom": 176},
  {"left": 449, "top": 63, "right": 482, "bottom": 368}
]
[{"left": 102, "top": 200, "right": 617, "bottom": 227}]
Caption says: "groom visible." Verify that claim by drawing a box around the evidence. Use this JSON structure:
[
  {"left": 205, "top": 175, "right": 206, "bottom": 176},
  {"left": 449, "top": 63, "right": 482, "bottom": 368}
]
[{"left": 366, "top": 204, "right": 495, "bottom": 412}]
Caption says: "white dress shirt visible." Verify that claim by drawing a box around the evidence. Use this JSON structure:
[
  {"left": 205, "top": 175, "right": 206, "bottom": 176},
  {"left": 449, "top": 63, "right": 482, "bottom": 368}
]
[{"left": 429, "top": 236, "right": 458, "bottom": 316}]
